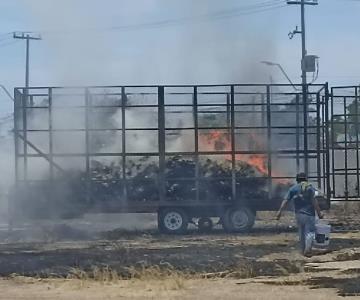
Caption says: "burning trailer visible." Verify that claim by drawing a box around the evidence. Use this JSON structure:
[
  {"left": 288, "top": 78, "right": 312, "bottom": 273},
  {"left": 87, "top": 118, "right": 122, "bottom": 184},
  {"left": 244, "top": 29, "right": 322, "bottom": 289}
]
[{"left": 11, "top": 84, "right": 330, "bottom": 234}]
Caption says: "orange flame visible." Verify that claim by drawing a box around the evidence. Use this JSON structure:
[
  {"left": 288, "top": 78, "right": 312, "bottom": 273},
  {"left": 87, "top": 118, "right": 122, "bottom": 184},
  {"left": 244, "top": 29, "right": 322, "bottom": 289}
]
[{"left": 199, "top": 130, "right": 289, "bottom": 184}]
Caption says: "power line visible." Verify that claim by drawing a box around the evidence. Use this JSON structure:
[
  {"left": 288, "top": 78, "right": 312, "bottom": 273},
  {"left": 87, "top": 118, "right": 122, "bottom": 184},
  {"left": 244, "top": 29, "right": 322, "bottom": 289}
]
[
  {"left": 0, "top": 32, "right": 12, "bottom": 38},
  {"left": 21, "top": 1, "right": 286, "bottom": 35},
  {"left": 109, "top": 4, "right": 287, "bottom": 32},
  {"left": 0, "top": 36, "right": 11, "bottom": 43},
  {"left": 0, "top": 84, "right": 14, "bottom": 101},
  {"left": 108, "top": 2, "right": 287, "bottom": 31},
  {"left": 0, "top": 32, "right": 13, "bottom": 43},
  {"left": 0, "top": 40, "right": 20, "bottom": 48}
]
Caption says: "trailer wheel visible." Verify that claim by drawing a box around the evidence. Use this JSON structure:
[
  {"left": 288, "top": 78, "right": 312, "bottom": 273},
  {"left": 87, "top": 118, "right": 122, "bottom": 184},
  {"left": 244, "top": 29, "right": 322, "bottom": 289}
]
[
  {"left": 198, "top": 217, "right": 213, "bottom": 233},
  {"left": 222, "top": 207, "right": 255, "bottom": 233},
  {"left": 158, "top": 208, "right": 189, "bottom": 234}
]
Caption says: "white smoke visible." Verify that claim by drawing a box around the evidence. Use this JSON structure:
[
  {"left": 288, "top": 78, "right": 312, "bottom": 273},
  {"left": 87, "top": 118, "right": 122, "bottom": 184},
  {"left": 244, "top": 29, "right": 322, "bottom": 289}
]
[
  {"left": 0, "top": 118, "right": 14, "bottom": 220},
  {"left": 23, "top": 0, "right": 278, "bottom": 86},
  {"left": 0, "top": 1, "right": 282, "bottom": 224}
]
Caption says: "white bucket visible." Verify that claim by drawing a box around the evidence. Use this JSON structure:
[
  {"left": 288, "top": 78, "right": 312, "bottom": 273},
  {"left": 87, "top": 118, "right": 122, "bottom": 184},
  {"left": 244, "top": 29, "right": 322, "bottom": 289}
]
[{"left": 313, "top": 222, "right": 331, "bottom": 247}]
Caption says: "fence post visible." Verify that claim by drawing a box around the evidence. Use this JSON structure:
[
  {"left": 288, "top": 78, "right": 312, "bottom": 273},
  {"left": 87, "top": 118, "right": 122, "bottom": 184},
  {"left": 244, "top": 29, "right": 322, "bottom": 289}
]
[
  {"left": 158, "top": 86, "right": 166, "bottom": 202},
  {"left": 266, "top": 85, "right": 272, "bottom": 197}
]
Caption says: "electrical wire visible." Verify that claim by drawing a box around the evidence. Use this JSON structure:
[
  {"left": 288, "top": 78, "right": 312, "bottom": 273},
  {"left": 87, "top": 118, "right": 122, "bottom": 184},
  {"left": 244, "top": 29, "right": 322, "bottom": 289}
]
[
  {"left": 21, "top": 0, "right": 286, "bottom": 35},
  {"left": 0, "top": 32, "right": 12, "bottom": 38},
  {"left": 0, "top": 40, "right": 20, "bottom": 48},
  {"left": 113, "top": 4, "right": 287, "bottom": 31},
  {"left": 0, "top": 32, "right": 13, "bottom": 43},
  {"left": 103, "top": 4, "right": 285, "bottom": 33},
  {"left": 0, "top": 37, "right": 11, "bottom": 43}
]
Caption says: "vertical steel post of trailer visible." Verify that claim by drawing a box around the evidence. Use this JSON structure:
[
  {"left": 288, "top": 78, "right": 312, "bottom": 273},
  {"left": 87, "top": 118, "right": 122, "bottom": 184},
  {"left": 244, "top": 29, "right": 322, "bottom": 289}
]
[
  {"left": 321, "top": 93, "right": 326, "bottom": 193},
  {"left": 303, "top": 90, "right": 309, "bottom": 176},
  {"left": 48, "top": 88, "right": 54, "bottom": 180},
  {"left": 85, "top": 88, "right": 91, "bottom": 203},
  {"left": 343, "top": 97, "right": 349, "bottom": 201},
  {"left": 296, "top": 94, "right": 300, "bottom": 173},
  {"left": 266, "top": 85, "right": 272, "bottom": 196},
  {"left": 13, "top": 89, "right": 20, "bottom": 183},
  {"left": 121, "top": 87, "right": 127, "bottom": 200},
  {"left": 10, "top": 89, "right": 21, "bottom": 230},
  {"left": 226, "top": 93, "right": 231, "bottom": 129},
  {"left": 325, "top": 83, "right": 331, "bottom": 204},
  {"left": 261, "top": 93, "right": 265, "bottom": 129},
  {"left": 22, "top": 88, "right": 28, "bottom": 180},
  {"left": 251, "top": 96, "right": 256, "bottom": 130},
  {"left": 355, "top": 86, "right": 360, "bottom": 198},
  {"left": 316, "top": 92, "right": 321, "bottom": 188},
  {"left": 158, "top": 87, "right": 166, "bottom": 201},
  {"left": 330, "top": 87, "right": 335, "bottom": 198},
  {"left": 193, "top": 87, "right": 200, "bottom": 202},
  {"left": 230, "top": 85, "right": 236, "bottom": 201}
]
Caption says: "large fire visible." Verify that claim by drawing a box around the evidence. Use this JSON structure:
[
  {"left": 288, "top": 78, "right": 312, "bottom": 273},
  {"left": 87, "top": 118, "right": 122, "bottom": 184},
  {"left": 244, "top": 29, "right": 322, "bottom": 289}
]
[{"left": 199, "top": 130, "right": 287, "bottom": 183}]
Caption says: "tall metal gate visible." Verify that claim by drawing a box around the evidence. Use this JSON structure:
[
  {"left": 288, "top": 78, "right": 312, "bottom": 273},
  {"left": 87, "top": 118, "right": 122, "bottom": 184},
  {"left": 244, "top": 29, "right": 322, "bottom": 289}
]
[{"left": 330, "top": 86, "right": 360, "bottom": 201}]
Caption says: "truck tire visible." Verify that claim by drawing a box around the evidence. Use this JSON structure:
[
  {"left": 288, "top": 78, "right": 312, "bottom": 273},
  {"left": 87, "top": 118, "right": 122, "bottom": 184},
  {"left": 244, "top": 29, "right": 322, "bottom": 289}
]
[
  {"left": 158, "top": 208, "right": 189, "bottom": 234},
  {"left": 222, "top": 207, "right": 255, "bottom": 233},
  {"left": 198, "top": 217, "right": 213, "bottom": 233}
]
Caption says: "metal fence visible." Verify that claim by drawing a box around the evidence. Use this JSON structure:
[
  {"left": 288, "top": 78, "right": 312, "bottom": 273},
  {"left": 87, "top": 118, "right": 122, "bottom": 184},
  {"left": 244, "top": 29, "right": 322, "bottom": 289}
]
[
  {"left": 330, "top": 86, "right": 360, "bottom": 201},
  {"left": 13, "top": 84, "right": 330, "bottom": 212}
]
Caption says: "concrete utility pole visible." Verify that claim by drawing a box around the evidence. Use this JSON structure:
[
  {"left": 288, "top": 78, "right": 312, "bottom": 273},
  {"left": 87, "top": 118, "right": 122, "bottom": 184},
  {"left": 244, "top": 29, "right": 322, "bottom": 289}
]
[
  {"left": 13, "top": 32, "right": 41, "bottom": 100},
  {"left": 287, "top": 0, "right": 318, "bottom": 177}
]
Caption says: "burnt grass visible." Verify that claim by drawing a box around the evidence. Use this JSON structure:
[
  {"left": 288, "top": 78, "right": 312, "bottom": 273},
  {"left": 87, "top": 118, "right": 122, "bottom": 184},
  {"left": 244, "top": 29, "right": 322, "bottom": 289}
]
[
  {"left": 0, "top": 229, "right": 304, "bottom": 278},
  {"left": 0, "top": 243, "right": 302, "bottom": 279},
  {"left": 0, "top": 224, "right": 360, "bottom": 298},
  {"left": 262, "top": 276, "right": 360, "bottom": 297},
  {"left": 308, "top": 276, "right": 360, "bottom": 297}
]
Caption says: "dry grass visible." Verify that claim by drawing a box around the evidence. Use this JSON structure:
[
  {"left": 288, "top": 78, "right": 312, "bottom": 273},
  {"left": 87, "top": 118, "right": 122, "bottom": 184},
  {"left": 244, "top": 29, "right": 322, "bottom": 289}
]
[
  {"left": 333, "top": 202, "right": 360, "bottom": 218},
  {"left": 0, "top": 276, "right": 343, "bottom": 300},
  {"left": 64, "top": 261, "right": 257, "bottom": 291},
  {"left": 223, "top": 262, "right": 255, "bottom": 279},
  {"left": 344, "top": 202, "right": 360, "bottom": 214},
  {"left": 66, "top": 265, "right": 187, "bottom": 290},
  {"left": 67, "top": 266, "right": 119, "bottom": 284}
]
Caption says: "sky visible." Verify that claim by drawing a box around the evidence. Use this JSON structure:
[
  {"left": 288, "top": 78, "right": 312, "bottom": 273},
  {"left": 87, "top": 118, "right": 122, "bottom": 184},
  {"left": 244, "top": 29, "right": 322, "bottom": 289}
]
[{"left": 0, "top": 0, "right": 360, "bottom": 117}]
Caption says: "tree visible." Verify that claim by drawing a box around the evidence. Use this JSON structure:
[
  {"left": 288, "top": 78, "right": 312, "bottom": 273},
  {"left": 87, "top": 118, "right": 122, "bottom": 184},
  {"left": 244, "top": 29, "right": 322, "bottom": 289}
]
[
  {"left": 347, "top": 98, "right": 360, "bottom": 142},
  {"left": 330, "top": 115, "right": 345, "bottom": 145}
]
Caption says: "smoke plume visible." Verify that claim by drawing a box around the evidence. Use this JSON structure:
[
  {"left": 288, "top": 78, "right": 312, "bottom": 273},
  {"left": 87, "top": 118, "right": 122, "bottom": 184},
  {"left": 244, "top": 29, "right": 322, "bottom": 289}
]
[{"left": 0, "top": 1, "right": 282, "bottom": 225}]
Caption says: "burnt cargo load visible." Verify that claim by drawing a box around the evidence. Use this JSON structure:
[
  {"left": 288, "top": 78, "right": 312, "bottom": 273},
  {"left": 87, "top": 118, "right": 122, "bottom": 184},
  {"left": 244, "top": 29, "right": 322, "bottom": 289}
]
[
  {"left": 12, "top": 84, "right": 330, "bottom": 233},
  {"left": 14, "top": 156, "right": 290, "bottom": 217}
]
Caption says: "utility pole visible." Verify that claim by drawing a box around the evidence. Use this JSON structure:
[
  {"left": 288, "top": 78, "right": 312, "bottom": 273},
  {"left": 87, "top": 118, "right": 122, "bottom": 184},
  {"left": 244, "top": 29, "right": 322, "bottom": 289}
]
[
  {"left": 13, "top": 32, "right": 41, "bottom": 103},
  {"left": 12, "top": 32, "right": 41, "bottom": 191},
  {"left": 287, "top": 0, "right": 318, "bottom": 177}
]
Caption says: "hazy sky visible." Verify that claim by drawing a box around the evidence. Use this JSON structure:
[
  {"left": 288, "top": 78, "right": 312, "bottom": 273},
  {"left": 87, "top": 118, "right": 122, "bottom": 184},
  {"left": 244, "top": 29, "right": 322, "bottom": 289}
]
[{"left": 0, "top": 0, "right": 359, "bottom": 115}]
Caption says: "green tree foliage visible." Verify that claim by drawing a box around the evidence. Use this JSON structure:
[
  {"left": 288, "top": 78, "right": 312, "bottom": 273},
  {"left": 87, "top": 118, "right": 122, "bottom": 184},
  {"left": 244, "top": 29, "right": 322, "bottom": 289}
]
[
  {"left": 330, "top": 115, "right": 345, "bottom": 144},
  {"left": 330, "top": 98, "right": 360, "bottom": 145},
  {"left": 347, "top": 98, "right": 360, "bottom": 141}
]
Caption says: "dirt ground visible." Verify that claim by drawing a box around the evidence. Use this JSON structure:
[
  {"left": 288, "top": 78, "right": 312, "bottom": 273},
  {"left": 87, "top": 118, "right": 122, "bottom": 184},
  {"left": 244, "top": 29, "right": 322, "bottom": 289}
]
[
  {"left": 0, "top": 207, "right": 359, "bottom": 299},
  {"left": 0, "top": 277, "right": 354, "bottom": 300}
]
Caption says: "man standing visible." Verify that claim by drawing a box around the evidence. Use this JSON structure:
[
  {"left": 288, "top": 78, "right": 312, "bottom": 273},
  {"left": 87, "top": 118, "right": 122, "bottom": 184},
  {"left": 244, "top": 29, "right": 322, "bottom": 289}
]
[{"left": 276, "top": 172, "right": 324, "bottom": 256}]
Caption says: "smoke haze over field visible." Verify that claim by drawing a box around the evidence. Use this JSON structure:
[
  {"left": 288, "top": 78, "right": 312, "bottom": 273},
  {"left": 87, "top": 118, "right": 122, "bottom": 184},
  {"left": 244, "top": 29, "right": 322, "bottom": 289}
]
[
  {"left": 0, "top": 119, "right": 13, "bottom": 219},
  {"left": 3, "top": 0, "right": 358, "bottom": 222},
  {"left": 1, "top": 0, "right": 359, "bottom": 107},
  {"left": 0, "top": 1, "right": 282, "bottom": 216},
  {"left": 24, "top": 0, "right": 279, "bottom": 86}
]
